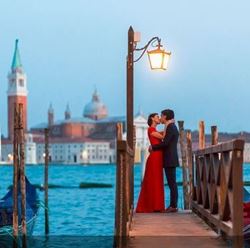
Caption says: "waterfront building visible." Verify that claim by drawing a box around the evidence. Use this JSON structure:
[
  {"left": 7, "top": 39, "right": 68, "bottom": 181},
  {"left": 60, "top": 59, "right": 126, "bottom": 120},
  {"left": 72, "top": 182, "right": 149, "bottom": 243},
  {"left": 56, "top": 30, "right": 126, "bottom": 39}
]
[
  {"left": 2, "top": 40, "right": 250, "bottom": 165},
  {"left": 1, "top": 40, "right": 148, "bottom": 164}
]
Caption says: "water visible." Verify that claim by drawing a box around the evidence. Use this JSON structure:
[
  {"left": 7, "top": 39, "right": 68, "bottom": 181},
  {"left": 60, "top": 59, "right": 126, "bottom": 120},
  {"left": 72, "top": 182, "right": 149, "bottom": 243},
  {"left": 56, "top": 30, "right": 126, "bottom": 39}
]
[{"left": 0, "top": 164, "right": 250, "bottom": 247}]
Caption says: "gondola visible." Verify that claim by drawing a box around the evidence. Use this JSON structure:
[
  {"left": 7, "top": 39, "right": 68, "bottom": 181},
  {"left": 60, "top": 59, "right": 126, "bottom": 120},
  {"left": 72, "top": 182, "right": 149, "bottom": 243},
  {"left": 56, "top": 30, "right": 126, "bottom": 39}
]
[{"left": 0, "top": 176, "right": 39, "bottom": 238}]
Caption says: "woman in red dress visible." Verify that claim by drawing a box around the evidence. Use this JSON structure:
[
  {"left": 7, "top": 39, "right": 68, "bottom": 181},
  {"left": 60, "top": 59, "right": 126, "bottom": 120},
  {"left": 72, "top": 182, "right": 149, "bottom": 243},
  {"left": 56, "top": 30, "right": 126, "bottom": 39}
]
[{"left": 136, "top": 113, "right": 165, "bottom": 213}]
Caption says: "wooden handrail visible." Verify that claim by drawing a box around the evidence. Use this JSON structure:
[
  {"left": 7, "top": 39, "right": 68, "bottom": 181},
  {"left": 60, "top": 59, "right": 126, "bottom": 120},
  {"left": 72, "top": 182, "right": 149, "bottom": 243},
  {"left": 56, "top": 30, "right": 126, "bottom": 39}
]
[
  {"left": 193, "top": 139, "right": 244, "bottom": 155},
  {"left": 114, "top": 123, "right": 135, "bottom": 247},
  {"left": 191, "top": 138, "right": 244, "bottom": 247},
  {"left": 117, "top": 140, "right": 134, "bottom": 157}
]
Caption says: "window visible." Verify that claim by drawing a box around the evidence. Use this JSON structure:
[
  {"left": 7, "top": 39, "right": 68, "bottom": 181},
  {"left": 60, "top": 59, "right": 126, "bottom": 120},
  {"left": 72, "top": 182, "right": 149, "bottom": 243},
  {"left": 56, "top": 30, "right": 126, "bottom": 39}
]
[{"left": 19, "top": 79, "right": 24, "bottom": 86}]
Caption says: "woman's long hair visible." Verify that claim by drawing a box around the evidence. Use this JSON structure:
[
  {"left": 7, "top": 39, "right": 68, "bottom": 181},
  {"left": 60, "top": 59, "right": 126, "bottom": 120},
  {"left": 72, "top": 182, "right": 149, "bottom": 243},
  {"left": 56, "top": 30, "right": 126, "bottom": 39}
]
[{"left": 147, "top": 113, "right": 158, "bottom": 126}]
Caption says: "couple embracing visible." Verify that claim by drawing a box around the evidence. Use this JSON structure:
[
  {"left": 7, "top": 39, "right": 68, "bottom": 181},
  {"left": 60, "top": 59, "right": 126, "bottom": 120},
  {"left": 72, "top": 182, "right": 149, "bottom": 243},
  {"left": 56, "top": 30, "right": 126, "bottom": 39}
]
[{"left": 136, "top": 109, "right": 179, "bottom": 213}]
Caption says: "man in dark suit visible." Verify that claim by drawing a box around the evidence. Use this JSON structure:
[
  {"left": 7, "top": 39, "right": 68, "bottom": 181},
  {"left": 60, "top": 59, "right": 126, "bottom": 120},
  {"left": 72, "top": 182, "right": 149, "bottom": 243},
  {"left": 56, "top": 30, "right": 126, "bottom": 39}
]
[{"left": 149, "top": 109, "right": 179, "bottom": 213}]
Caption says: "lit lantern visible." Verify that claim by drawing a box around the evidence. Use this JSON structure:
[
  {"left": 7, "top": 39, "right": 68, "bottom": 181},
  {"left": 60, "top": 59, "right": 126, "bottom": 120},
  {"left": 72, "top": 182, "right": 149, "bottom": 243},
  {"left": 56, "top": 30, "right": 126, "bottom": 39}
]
[{"left": 147, "top": 46, "right": 171, "bottom": 70}]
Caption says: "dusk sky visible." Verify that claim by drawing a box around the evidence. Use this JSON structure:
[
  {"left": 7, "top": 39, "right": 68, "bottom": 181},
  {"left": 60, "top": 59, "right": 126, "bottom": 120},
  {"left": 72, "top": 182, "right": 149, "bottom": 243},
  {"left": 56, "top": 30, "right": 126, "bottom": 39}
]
[{"left": 0, "top": 0, "right": 250, "bottom": 135}]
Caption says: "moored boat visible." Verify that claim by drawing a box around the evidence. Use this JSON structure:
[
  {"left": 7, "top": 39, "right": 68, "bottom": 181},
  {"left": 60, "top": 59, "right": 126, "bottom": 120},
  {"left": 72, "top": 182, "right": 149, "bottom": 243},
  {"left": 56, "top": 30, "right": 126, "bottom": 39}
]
[{"left": 0, "top": 177, "right": 39, "bottom": 238}]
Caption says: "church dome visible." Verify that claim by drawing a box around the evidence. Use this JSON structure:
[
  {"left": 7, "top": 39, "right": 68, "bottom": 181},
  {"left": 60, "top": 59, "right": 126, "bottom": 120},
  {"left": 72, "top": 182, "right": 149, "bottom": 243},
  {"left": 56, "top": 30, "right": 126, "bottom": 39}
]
[{"left": 83, "top": 89, "right": 108, "bottom": 120}]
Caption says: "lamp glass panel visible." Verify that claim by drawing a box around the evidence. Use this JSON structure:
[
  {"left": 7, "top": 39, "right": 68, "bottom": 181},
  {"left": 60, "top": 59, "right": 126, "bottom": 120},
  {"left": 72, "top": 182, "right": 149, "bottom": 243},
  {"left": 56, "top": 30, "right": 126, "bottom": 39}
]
[
  {"left": 162, "top": 52, "right": 171, "bottom": 70},
  {"left": 148, "top": 52, "right": 164, "bottom": 70}
]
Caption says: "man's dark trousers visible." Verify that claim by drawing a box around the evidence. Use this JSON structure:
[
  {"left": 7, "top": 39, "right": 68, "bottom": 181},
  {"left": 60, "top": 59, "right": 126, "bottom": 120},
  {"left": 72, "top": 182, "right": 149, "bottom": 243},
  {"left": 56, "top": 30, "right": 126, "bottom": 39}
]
[{"left": 164, "top": 167, "right": 178, "bottom": 208}]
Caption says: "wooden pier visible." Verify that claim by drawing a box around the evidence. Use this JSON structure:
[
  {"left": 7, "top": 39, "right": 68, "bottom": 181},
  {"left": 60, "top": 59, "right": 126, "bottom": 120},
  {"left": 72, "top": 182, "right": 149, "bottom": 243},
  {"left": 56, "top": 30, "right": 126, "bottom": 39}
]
[
  {"left": 128, "top": 211, "right": 227, "bottom": 248},
  {"left": 114, "top": 121, "right": 245, "bottom": 248}
]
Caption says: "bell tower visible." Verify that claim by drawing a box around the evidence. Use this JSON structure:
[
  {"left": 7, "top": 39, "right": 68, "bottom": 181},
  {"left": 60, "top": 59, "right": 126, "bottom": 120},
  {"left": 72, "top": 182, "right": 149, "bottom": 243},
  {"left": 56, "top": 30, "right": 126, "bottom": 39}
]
[
  {"left": 7, "top": 39, "right": 28, "bottom": 140},
  {"left": 65, "top": 103, "right": 71, "bottom": 120},
  {"left": 48, "top": 103, "right": 54, "bottom": 127}
]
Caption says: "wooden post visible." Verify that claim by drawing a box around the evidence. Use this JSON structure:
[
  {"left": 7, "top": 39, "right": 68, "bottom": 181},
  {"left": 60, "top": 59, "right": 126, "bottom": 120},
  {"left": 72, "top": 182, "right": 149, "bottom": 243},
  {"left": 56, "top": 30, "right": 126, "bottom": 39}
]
[
  {"left": 19, "top": 104, "right": 27, "bottom": 248},
  {"left": 199, "top": 121, "right": 205, "bottom": 149},
  {"left": 231, "top": 147, "right": 244, "bottom": 247},
  {"left": 12, "top": 103, "right": 19, "bottom": 248},
  {"left": 126, "top": 26, "right": 134, "bottom": 150},
  {"left": 116, "top": 123, "right": 123, "bottom": 141},
  {"left": 114, "top": 123, "right": 124, "bottom": 247},
  {"left": 117, "top": 144, "right": 128, "bottom": 246},
  {"left": 44, "top": 128, "right": 49, "bottom": 235},
  {"left": 131, "top": 126, "right": 136, "bottom": 209},
  {"left": 211, "top": 126, "right": 218, "bottom": 145},
  {"left": 186, "top": 130, "right": 193, "bottom": 205},
  {"left": 177, "top": 121, "right": 189, "bottom": 209}
]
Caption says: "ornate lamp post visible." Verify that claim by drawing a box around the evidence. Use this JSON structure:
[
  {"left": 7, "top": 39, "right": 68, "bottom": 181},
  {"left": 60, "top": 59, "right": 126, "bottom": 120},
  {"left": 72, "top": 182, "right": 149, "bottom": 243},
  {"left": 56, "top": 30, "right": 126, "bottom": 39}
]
[
  {"left": 126, "top": 26, "right": 171, "bottom": 149},
  {"left": 126, "top": 26, "right": 171, "bottom": 210}
]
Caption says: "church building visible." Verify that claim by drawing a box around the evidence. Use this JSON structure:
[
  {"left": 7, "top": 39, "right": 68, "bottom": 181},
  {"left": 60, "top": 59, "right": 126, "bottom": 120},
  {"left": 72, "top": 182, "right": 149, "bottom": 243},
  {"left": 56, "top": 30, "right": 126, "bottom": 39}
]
[{"left": 1, "top": 40, "right": 148, "bottom": 164}]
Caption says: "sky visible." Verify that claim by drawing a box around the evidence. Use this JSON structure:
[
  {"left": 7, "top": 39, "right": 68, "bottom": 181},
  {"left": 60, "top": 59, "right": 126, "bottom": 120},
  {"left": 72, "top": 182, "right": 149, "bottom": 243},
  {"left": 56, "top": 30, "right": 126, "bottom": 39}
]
[{"left": 0, "top": 0, "right": 250, "bottom": 136}]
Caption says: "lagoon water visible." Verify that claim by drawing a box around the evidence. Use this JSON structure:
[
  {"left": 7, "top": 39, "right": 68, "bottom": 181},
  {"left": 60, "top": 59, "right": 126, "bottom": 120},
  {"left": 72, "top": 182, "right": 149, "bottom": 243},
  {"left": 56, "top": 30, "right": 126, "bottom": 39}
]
[{"left": 0, "top": 164, "right": 250, "bottom": 247}]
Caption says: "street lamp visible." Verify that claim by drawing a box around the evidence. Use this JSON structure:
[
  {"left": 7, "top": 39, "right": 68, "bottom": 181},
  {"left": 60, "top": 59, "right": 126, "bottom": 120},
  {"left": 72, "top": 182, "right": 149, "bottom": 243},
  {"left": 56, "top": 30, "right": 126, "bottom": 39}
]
[
  {"left": 126, "top": 26, "right": 171, "bottom": 211},
  {"left": 147, "top": 45, "right": 171, "bottom": 70},
  {"left": 126, "top": 26, "right": 171, "bottom": 148}
]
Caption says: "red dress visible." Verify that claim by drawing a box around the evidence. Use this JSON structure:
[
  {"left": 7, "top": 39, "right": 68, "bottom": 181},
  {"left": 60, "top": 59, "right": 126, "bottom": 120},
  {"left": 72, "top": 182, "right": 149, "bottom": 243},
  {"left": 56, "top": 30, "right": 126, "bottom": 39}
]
[{"left": 136, "top": 126, "right": 165, "bottom": 213}]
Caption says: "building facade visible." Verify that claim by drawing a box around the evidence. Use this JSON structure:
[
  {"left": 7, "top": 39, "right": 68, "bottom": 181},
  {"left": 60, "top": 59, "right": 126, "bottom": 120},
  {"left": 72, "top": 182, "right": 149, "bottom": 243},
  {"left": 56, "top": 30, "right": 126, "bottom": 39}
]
[{"left": 2, "top": 40, "right": 250, "bottom": 165}]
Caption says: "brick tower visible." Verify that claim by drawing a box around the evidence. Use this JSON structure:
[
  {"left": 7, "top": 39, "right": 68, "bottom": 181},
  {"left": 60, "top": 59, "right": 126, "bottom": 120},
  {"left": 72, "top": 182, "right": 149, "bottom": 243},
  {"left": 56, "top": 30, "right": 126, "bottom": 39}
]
[{"left": 7, "top": 39, "right": 28, "bottom": 140}]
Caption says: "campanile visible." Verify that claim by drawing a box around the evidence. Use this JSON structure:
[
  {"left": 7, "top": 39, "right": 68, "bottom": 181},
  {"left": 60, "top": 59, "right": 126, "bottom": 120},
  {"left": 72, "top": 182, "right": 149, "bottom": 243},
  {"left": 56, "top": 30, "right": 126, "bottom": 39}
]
[{"left": 7, "top": 39, "right": 28, "bottom": 140}]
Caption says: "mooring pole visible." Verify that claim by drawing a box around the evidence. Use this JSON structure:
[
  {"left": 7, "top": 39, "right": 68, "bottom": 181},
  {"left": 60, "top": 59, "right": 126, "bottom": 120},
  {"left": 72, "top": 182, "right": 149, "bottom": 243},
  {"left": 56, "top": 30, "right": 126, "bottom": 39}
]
[
  {"left": 211, "top": 126, "right": 218, "bottom": 145},
  {"left": 178, "top": 121, "right": 189, "bottom": 209},
  {"left": 12, "top": 103, "right": 19, "bottom": 248},
  {"left": 19, "top": 104, "right": 27, "bottom": 248},
  {"left": 186, "top": 130, "right": 193, "bottom": 205},
  {"left": 44, "top": 128, "right": 49, "bottom": 235},
  {"left": 199, "top": 121, "right": 205, "bottom": 149}
]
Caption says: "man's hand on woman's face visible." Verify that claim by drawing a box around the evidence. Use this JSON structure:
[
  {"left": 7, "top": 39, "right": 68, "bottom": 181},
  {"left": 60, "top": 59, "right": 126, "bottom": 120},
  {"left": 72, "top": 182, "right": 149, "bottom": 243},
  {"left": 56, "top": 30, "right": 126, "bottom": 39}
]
[{"left": 166, "top": 119, "right": 175, "bottom": 126}]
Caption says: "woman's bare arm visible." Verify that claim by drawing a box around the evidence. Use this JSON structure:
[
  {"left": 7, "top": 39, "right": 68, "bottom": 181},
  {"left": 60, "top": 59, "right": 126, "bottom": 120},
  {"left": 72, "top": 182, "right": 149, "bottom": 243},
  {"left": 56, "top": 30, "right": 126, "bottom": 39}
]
[{"left": 150, "top": 131, "right": 164, "bottom": 140}]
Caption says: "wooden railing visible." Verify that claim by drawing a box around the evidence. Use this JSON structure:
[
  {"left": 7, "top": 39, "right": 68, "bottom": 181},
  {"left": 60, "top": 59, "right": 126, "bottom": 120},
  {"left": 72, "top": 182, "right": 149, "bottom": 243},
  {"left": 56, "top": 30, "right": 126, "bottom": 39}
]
[
  {"left": 114, "top": 123, "right": 135, "bottom": 247},
  {"left": 191, "top": 139, "right": 244, "bottom": 246}
]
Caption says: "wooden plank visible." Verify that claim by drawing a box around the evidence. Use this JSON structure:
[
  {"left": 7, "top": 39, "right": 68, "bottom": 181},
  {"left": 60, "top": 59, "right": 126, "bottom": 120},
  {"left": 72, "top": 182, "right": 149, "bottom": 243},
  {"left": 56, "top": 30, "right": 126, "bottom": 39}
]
[
  {"left": 128, "top": 211, "right": 227, "bottom": 248},
  {"left": 194, "top": 139, "right": 244, "bottom": 156}
]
